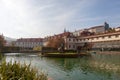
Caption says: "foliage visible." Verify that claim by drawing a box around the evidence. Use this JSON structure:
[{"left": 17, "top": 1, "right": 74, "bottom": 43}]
[
  {"left": 46, "top": 37, "right": 64, "bottom": 49},
  {"left": 0, "top": 35, "right": 6, "bottom": 52},
  {"left": 0, "top": 60, "right": 48, "bottom": 80},
  {"left": 77, "top": 42, "right": 94, "bottom": 51},
  {"left": 2, "top": 46, "right": 20, "bottom": 53},
  {"left": 107, "top": 28, "right": 116, "bottom": 33},
  {"left": 80, "top": 31, "right": 94, "bottom": 36},
  {"left": 33, "top": 46, "right": 42, "bottom": 51},
  {"left": 83, "top": 42, "right": 94, "bottom": 50}
]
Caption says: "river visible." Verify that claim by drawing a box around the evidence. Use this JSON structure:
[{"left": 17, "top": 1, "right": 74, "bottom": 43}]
[{"left": 3, "top": 52, "right": 120, "bottom": 80}]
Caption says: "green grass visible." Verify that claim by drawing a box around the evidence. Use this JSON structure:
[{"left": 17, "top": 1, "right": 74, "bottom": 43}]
[
  {"left": 0, "top": 60, "right": 48, "bottom": 80},
  {"left": 47, "top": 52, "right": 77, "bottom": 54}
]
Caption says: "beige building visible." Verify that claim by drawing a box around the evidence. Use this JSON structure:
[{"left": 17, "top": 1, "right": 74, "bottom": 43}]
[
  {"left": 88, "top": 25, "right": 105, "bottom": 33},
  {"left": 14, "top": 38, "right": 43, "bottom": 49},
  {"left": 115, "top": 27, "right": 120, "bottom": 31},
  {"left": 78, "top": 31, "right": 120, "bottom": 49},
  {"left": 64, "top": 36, "right": 78, "bottom": 50},
  {"left": 65, "top": 31, "right": 120, "bottom": 50},
  {"left": 72, "top": 29, "right": 85, "bottom": 37},
  {"left": 72, "top": 25, "right": 105, "bottom": 37},
  {"left": 78, "top": 32, "right": 120, "bottom": 43}
]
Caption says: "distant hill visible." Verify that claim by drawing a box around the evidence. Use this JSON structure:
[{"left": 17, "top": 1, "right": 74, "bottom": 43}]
[{"left": 4, "top": 36, "right": 16, "bottom": 43}]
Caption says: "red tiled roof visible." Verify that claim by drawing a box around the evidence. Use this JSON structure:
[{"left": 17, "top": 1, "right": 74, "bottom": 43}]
[
  {"left": 17, "top": 38, "right": 43, "bottom": 42},
  {"left": 46, "top": 32, "right": 72, "bottom": 39}
]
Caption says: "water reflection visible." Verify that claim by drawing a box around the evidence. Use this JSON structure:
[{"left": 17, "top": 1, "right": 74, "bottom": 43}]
[{"left": 4, "top": 53, "right": 120, "bottom": 80}]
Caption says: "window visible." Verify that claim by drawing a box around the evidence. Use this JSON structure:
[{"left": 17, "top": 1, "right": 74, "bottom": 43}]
[
  {"left": 102, "top": 36, "right": 104, "bottom": 39},
  {"left": 108, "top": 35, "right": 111, "bottom": 38},
  {"left": 115, "top": 35, "right": 119, "bottom": 38},
  {"left": 73, "top": 45, "right": 75, "bottom": 48},
  {"left": 73, "top": 39, "right": 75, "bottom": 42},
  {"left": 76, "top": 39, "right": 78, "bottom": 42},
  {"left": 69, "top": 45, "right": 71, "bottom": 48},
  {"left": 96, "top": 37, "right": 99, "bottom": 39},
  {"left": 69, "top": 39, "right": 71, "bottom": 41}
]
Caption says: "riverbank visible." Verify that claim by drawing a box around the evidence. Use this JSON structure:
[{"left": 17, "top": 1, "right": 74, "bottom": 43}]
[{"left": 40, "top": 52, "right": 91, "bottom": 58}]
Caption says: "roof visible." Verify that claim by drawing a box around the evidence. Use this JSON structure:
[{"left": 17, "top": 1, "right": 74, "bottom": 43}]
[
  {"left": 46, "top": 32, "right": 72, "bottom": 39},
  {"left": 116, "top": 27, "right": 120, "bottom": 28},
  {"left": 89, "top": 25, "right": 104, "bottom": 29},
  {"left": 16, "top": 38, "right": 43, "bottom": 42}
]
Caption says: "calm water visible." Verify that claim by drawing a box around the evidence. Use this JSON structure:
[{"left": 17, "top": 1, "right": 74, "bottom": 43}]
[{"left": 3, "top": 52, "right": 120, "bottom": 80}]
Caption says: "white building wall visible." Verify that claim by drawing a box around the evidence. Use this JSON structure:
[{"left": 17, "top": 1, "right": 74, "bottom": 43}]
[
  {"left": 64, "top": 38, "right": 77, "bottom": 50},
  {"left": 88, "top": 26, "right": 105, "bottom": 33},
  {"left": 15, "top": 41, "right": 43, "bottom": 48},
  {"left": 115, "top": 28, "right": 120, "bottom": 31},
  {"left": 65, "top": 32, "right": 120, "bottom": 50},
  {"left": 80, "top": 34, "right": 120, "bottom": 42}
]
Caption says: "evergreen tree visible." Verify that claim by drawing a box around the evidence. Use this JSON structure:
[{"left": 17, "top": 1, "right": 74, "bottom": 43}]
[{"left": 0, "top": 35, "right": 6, "bottom": 52}]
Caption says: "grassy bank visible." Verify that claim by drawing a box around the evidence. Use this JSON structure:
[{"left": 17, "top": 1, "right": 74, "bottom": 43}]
[
  {"left": 46, "top": 52, "right": 76, "bottom": 54},
  {"left": 0, "top": 60, "right": 48, "bottom": 80}
]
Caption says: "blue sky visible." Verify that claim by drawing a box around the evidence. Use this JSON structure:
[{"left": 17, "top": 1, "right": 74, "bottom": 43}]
[{"left": 0, "top": 0, "right": 120, "bottom": 38}]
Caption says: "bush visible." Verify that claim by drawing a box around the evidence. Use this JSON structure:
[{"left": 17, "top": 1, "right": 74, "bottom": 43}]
[
  {"left": 0, "top": 60, "right": 48, "bottom": 80},
  {"left": 0, "top": 53, "right": 3, "bottom": 60}
]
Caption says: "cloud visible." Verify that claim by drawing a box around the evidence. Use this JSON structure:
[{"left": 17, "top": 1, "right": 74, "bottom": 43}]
[
  {"left": 0, "top": 0, "right": 80, "bottom": 38},
  {"left": 0, "top": 0, "right": 120, "bottom": 38}
]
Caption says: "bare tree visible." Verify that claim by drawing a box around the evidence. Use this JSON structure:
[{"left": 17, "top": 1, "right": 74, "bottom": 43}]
[{"left": 46, "top": 37, "right": 64, "bottom": 49}]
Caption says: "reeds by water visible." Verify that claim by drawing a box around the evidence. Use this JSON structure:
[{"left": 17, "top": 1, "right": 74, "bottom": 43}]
[{"left": 0, "top": 60, "right": 48, "bottom": 80}]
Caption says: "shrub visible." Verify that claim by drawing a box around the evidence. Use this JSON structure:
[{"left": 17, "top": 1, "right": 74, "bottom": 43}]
[
  {"left": 0, "top": 53, "right": 3, "bottom": 60},
  {"left": 0, "top": 60, "right": 48, "bottom": 80}
]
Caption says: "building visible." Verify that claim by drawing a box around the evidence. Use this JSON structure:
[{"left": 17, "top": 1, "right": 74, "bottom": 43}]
[
  {"left": 72, "top": 25, "right": 106, "bottom": 37},
  {"left": 42, "top": 22, "right": 119, "bottom": 51},
  {"left": 78, "top": 31, "right": 120, "bottom": 49},
  {"left": 43, "top": 32, "right": 73, "bottom": 47},
  {"left": 88, "top": 25, "right": 105, "bottom": 34},
  {"left": 43, "top": 25, "right": 120, "bottom": 51},
  {"left": 64, "top": 31, "right": 120, "bottom": 50},
  {"left": 72, "top": 29, "right": 85, "bottom": 37},
  {"left": 14, "top": 38, "right": 43, "bottom": 50},
  {"left": 64, "top": 36, "right": 78, "bottom": 50},
  {"left": 72, "top": 22, "right": 110, "bottom": 37},
  {"left": 115, "top": 27, "right": 120, "bottom": 31}
]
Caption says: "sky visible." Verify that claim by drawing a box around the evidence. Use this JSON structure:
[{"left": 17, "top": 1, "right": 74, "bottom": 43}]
[{"left": 0, "top": 0, "right": 120, "bottom": 38}]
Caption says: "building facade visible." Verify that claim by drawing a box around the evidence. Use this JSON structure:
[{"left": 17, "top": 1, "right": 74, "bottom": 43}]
[
  {"left": 14, "top": 38, "right": 43, "bottom": 49},
  {"left": 43, "top": 32, "right": 73, "bottom": 47},
  {"left": 72, "top": 24, "right": 106, "bottom": 37},
  {"left": 64, "top": 31, "right": 120, "bottom": 50},
  {"left": 115, "top": 27, "right": 120, "bottom": 31},
  {"left": 88, "top": 25, "right": 105, "bottom": 33},
  {"left": 72, "top": 29, "right": 85, "bottom": 37}
]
